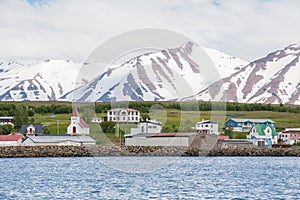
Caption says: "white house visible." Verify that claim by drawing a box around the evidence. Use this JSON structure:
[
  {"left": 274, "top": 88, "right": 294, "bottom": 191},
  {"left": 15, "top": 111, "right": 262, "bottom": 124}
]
[
  {"left": 107, "top": 108, "right": 140, "bottom": 123},
  {"left": 0, "top": 117, "right": 14, "bottom": 127},
  {"left": 196, "top": 120, "right": 219, "bottom": 135},
  {"left": 278, "top": 128, "right": 300, "bottom": 145},
  {"left": 67, "top": 107, "right": 90, "bottom": 135},
  {"left": 91, "top": 117, "right": 102, "bottom": 123},
  {"left": 125, "top": 119, "right": 200, "bottom": 147},
  {"left": 0, "top": 134, "right": 24, "bottom": 146},
  {"left": 129, "top": 119, "right": 162, "bottom": 136},
  {"left": 20, "top": 124, "right": 43, "bottom": 136},
  {"left": 247, "top": 124, "right": 278, "bottom": 148},
  {"left": 225, "top": 118, "right": 276, "bottom": 132}
]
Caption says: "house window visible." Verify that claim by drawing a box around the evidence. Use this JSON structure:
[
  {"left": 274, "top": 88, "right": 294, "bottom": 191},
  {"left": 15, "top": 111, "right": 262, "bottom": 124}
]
[{"left": 136, "top": 117, "right": 138, "bottom": 121}]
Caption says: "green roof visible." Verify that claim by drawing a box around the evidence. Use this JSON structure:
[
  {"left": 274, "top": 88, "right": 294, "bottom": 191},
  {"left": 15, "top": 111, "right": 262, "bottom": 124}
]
[{"left": 252, "top": 124, "right": 277, "bottom": 136}]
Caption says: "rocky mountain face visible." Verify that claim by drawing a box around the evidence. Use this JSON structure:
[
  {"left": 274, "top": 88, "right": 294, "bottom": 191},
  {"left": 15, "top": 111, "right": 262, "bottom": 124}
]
[
  {"left": 61, "top": 42, "right": 247, "bottom": 102},
  {"left": 0, "top": 60, "right": 82, "bottom": 101},
  {"left": 193, "top": 44, "right": 300, "bottom": 104},
  {"left": 1, "top": 43, "right": 300, "bottom": 104}
]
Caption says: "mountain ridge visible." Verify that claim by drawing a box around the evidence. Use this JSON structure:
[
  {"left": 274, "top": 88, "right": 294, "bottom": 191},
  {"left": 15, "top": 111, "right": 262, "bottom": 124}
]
[{"left": 2, "top": 43, "right": 300, "bottom": 104}]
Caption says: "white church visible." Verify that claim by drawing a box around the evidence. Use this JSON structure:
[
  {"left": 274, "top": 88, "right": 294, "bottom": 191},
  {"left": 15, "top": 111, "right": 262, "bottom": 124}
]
[{"left": 67, "top": 107, "right": 90, "bottom": 135}]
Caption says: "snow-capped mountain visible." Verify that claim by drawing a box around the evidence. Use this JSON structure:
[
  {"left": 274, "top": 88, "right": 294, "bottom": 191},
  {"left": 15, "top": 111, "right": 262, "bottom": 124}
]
[
  {"left": 62, "top": 42, "right": 248, "bottom": 102},
  {"left": 193, "top": 44, "right": 300, "bottom": 104},
  {"left": 0, "top": 60, "right": 82, "bottom": 101},
  {"left": 5, "top": 42, "right": 300, "bottom": 105}
]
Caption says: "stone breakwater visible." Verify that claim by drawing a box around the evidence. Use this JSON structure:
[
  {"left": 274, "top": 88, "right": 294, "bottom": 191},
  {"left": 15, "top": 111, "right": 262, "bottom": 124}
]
[{"left": 1, "top": 146, "right": 300, "bottom": 158}]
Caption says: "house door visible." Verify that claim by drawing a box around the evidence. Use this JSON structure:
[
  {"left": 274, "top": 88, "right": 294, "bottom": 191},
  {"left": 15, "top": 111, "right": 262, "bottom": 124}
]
[{"left": 73, "top": 126, "right": 76, "bottom": 134}]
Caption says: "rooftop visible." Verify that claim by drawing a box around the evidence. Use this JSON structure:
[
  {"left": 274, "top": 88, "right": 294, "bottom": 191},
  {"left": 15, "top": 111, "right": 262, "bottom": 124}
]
[
  {"left": 227, "top": 118, "right": 276, "bottom": 124},
  {"left": 25, "top": 135, "right": 95, "bottom": 143},
  {"left": 0, "top": 134, "right": 24, "bottom": 141}
]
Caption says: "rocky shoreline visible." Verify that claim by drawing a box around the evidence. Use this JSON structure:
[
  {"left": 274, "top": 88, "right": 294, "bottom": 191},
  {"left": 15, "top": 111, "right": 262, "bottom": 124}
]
[{"left": 1, "top": 146, "right": 300, "bottom": 158}]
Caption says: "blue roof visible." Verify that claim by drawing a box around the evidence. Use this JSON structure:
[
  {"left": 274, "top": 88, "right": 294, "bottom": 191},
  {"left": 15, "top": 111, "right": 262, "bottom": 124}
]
[
  {"left": 226, "top": 118, "right": 276, "bottom": 124},
  {"left": 20, "top": 124, "right": 44, "bottom": 134}
]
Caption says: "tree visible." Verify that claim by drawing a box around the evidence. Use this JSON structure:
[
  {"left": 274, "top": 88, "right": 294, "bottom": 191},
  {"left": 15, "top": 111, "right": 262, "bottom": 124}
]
[
  {"left": 221, "top": 125, "right": 233, "bottom": 139},
  {"left": 14, "top": 105, "right": 29, "bottom": 130},
  {"left": 100, "top": 121, "right": 116, "bottom": 133},
  {"left": 43, "top": 127, "right": 50, "bottom": 134},
  {"left": 0, "top": 124, "right": 13, "bottom": 135}
]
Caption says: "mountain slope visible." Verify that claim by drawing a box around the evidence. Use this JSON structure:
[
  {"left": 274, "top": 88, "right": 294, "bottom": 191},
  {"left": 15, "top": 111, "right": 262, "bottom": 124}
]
[
  {"left": 62, "top": 42, "right": 248, "bottom": 102},
  {"left": 0, "top": 60, "right": 82, "bottom": 101},
  {"left": 193, "top": 44, "right": 300, "bottom": 104}
]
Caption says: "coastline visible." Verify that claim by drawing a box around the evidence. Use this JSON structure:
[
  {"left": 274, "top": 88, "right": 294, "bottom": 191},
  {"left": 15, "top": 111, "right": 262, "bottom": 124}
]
[{"left": 1, "top": 145, "right": 300, "bottom": 158}]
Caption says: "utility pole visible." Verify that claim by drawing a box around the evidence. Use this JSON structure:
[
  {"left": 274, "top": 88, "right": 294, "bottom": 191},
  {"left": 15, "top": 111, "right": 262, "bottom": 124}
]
[{"left": 56, "top": 120, "right": 59, "bottom": 134}]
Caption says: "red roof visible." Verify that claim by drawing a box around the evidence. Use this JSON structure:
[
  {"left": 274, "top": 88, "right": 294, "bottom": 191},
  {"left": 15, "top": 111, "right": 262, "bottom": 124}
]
[
  {"left": 152, "top": 133, "right": 196, "bottom": 137},
  {"left": 0, "top": 134, "right": 24, "bottom": 141},
  {"left": 72, "top": 106, "right": 79, "bottom": 117},
  {"left": 109, "top": 108, "right": 139, "bottom": 112},
  {"left": 79, "top": 118, "right": 89, "bottom": 128},
  {"left": 218, "top": 135, "right": 230, "bottom": 140}
]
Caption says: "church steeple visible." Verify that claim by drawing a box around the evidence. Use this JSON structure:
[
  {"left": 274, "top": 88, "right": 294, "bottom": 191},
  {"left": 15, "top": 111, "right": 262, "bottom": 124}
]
[
  {"left": 67, "top": 106, "right": 90, "bottom": 135},
  {"left": 72, "top": 106, "right": 79, "bottom": 117}
]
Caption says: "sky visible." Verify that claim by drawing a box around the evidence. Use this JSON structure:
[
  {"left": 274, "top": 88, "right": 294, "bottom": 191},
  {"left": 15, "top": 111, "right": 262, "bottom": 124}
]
[{"left": 1, "top": 0, "right": 300, "bottom": 62}]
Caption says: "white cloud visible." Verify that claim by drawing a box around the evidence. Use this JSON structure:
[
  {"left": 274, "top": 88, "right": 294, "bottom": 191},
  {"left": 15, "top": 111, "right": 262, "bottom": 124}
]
[{"left": 0, "top": 0, "right": 300, "bottom": 62}]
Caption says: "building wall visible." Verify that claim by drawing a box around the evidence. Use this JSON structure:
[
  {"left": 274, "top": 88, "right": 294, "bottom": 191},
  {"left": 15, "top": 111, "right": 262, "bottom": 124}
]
[
  {"left": 0, "top": 141, "right": 18, "bottom": 146},
  {"left": 217, "top": 141, "right": 253, "bottom": 148},
  {"left": 125, "top": 137, "right": 191, "bottom": 147},
  {"left": 107, "top": 109, "right": 140, "bottom": 122},
  {"left": 23, "top": 140, "right": 95, "bottom": 146},
  {"left": 196, "top": 122, "right": 218, "bottom": 134},
  {"left": 131, "top": 121, "right": 162, "bottom": 135},
  {"left": 0, "top": 117, "right": 14, "bottom": 127},
  {"left": 67, "top": 116, "right": 89, "bottom": 135}
]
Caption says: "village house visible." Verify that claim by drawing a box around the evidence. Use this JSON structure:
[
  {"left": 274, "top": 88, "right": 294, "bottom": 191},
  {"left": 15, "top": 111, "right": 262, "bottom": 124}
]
[
  {"left": 67, "top": 107, "right": 89, "bottom": 135},
  {"left": 20, "top": 124, "right": 44, "bottom": 136},
  {"left": 22, "top": 135, "right": 96, "bottom": 146},
  {"left": 125, "top": 119, "right": 202, "bottom": 147},
  {"left": 196, "top": 120, "right": 219, "bottom": 135},
  {"left": 107, "top": 108, "right": 140, "bottom": 123},
  {"left": 247, "top": 124, "right": 278, "bottom": 148},
  {"left": 278, "top": 128, "right": 300, "bottom": 145},
  {"left": 125, "top": 132, "right": 199, "bottom": 147},
  {"left": 0, "top": 134, "right": 24, "bottom": 146},
  {"left": 91, "top": 117, "right": 102, "bottom": 123},
  {"left": 129, "top": 119, "right": 162, "bottom": 136},
  {"left": 225, "top": 118, "right": 276, "bottom": 132},
  {"left": 0, "top": 117, "right": 14, "bottom": 127}
]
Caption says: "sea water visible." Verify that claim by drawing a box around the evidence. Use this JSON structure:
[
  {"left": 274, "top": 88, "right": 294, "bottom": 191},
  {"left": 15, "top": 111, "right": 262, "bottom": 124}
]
[{"left": 0, "top": 157, "right": 299, "bottom": 199}]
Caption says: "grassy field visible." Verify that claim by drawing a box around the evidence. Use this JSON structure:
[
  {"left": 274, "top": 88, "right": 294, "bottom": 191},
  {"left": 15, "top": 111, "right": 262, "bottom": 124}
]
[{"left": 29, "top": 108, "right": 300, "bottom": 144}]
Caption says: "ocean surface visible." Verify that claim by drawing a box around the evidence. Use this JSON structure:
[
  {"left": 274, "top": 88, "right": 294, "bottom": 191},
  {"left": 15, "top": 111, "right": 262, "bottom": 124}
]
[{"left": 0, "top": 156, "right": 299, "bottom": 199}]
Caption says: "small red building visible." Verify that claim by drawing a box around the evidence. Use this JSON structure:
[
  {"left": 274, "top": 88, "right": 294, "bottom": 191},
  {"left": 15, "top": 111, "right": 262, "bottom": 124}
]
[{"left": 0, "top": 134, "right": 24, "bottom": 146}]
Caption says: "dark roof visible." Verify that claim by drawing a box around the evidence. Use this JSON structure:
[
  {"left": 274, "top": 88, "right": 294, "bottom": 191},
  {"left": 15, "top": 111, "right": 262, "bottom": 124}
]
[
  {"left": 20, "top": 124, "right": 44, "bottom": 134},
  {"left": 218, "top": 139, "right": 253, "bottom": 144},
  {"left": 226, "top": 118, "right": 276, "bottom": 124}
]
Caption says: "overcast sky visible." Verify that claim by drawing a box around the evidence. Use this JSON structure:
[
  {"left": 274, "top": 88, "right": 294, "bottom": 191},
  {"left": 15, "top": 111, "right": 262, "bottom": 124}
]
[{"left": 1, "top": 0, "right": 300, "bottom": 62}]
